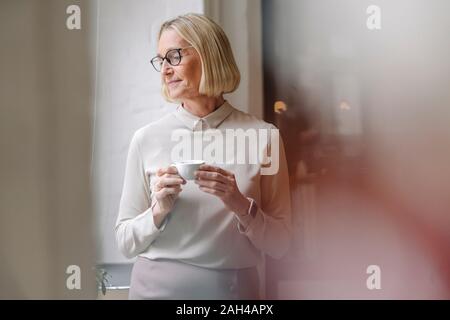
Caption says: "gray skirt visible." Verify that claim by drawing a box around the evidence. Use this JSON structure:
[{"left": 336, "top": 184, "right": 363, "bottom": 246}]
[{"left": 129, "top": 256, "right": 260, "bottom": 300}]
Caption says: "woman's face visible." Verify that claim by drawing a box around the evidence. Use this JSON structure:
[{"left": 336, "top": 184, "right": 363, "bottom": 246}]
[{"left": 158, "top": 29, "right": 202, "bottom": 101}]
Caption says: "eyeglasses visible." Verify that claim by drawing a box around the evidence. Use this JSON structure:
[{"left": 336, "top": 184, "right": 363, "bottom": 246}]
[{"left": 150, "top": 46, "right": 194, "bottom": 72}]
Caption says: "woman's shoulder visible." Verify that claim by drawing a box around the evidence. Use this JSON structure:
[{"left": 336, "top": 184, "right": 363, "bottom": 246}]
[
  {"left": 229, "top": 105, "right": 277, "bottom": 130},
  {"left": 132, "top": 112, "right": 175, "bottom": 141}
]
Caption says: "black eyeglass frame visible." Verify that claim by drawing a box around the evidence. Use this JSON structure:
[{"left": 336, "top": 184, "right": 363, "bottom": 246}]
[{"left": 150, "top": 46, "right": 194, "bottom": 72}]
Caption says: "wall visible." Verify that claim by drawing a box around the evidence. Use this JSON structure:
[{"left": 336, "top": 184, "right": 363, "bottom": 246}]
[{"left": 206, "top": 0, "right": 264, "bottom": 119}]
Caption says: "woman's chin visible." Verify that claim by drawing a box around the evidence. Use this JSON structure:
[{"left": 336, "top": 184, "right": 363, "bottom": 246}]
[
  {"left": 169, "top": 91, "right": 189, "bottom": 101},
  {"left": 168, "top": 88, "right": 181, "bottom": 99},
  {"left": 169, "top": 94, "right": 181, "bottom": 101}
]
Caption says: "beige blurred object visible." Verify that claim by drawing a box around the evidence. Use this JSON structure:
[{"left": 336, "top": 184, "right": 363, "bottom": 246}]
[
  {"left": 97, "top": 289, "right": 129, "bottom": 300},
  {"left": 293, "top": 161, "right": 318, "bottom": 259},
  {"left": 0, "top": 0, "right": 96, "bottom": 298},
  {"left": 262, "top": 0, "right": 450, "bottom": 298}
]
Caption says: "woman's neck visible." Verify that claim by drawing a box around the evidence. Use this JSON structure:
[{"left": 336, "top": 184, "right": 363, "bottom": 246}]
[{"left": 182, "top": 95, "right": 225, "bottom": 118}]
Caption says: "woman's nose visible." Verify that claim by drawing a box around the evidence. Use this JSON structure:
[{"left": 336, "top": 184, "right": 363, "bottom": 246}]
[{"left": 161, "top": 59, "right": 173, "bottom": 75}]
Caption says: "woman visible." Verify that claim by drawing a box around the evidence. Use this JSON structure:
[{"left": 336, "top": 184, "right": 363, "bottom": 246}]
[{"left": 115, "top": 13, "right": 291, "bottom": 300}]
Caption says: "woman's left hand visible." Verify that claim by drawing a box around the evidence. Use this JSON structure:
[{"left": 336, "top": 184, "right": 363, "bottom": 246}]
[{"left": 194, "top": 164, "right": 251, "bottom": 217}]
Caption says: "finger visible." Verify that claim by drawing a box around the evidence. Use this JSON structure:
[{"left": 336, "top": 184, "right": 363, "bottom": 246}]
[
  {"left": 157, "top": 166, "right": 179, "bottom": 177},
  {"left": 158, "top": 183, "right": 183, "bottom": 191},
  {"left": 157, "top": 177, "right": 185, "bottom": 189},
  {"left": 156, "top": 168, "right": 165, "bottom": 177},
  {"left": 152, "top": 179, "right": 183, "bottom": 192},
  {"left": 158, "top": 184, "right": 182, "bottom": 192},
  {"left": 167, "top": 165, "right": 179, "bottom": 174},
  {"left": 198, "top": 164, "right": 233, "bottom": 177},
  {"left": 195, "top": 170, "right": 230, "bottom": 184},
  {"left": 158, "top": 186, "right": 182, "bottom": 197},
  {"left": 162, "top": 173, "right": 183, "bottom": 180},
  {"left": 195, "top": 179, "right": 228, "bottom": 192},
  {"left": 163, "top": 173, "right": 186, "bottom": 184},
  {"left": 198, "top": 186, "right": 225, "bottom": 197}
]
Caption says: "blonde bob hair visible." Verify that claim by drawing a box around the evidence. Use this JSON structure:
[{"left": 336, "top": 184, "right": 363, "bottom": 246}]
[{"left": 158, "top": 13, "right": 240, "bottom": 102}]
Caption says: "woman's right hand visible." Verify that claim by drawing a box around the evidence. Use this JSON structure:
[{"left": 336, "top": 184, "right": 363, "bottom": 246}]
[{"left": 149, "top": 166, "right": 186, "bottom": 228}]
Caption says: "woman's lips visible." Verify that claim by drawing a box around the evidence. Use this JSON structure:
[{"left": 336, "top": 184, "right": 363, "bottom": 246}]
[{"left": 167, "top": 80, "right": 182, "bottom": 86}]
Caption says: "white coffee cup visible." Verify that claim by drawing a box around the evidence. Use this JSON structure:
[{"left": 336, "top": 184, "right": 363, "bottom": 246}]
[{"left": 171, "top": 160, "right": 205, "bottom": 180}]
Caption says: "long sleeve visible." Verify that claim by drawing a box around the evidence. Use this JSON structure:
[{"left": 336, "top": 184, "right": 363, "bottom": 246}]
[
  {"left": 235, "top": 129, "right": 292, "bottom": 259},
  {"left": 115, "top": 132, "right": 165, "bottom": 259},
  {"left": 112, "top": 103, "right": 292, "bottom": 268}
]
